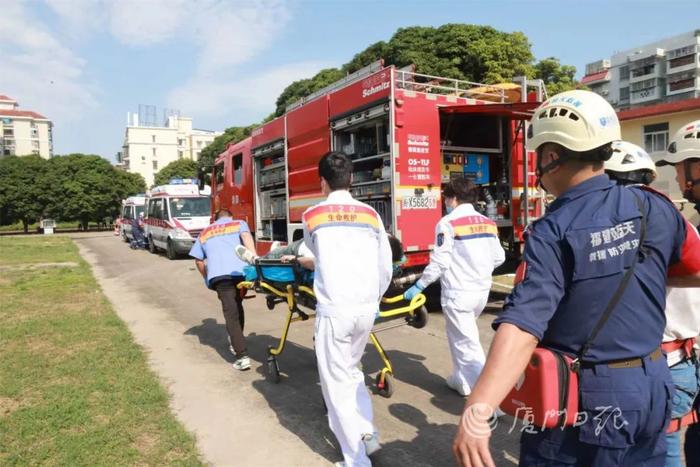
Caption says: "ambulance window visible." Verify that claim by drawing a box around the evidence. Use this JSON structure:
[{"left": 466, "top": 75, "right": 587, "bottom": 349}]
[
  {"left": 122, "top": 206, "right": 129, "bottom": 219},
  {"left": 214, "top": 162, "right": 224, "bottom": 186},
  {"left": 232, "top": 153, "right": 243, "bottom": 186}
]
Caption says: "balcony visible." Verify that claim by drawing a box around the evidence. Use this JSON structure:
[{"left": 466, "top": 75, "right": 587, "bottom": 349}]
[
  {"left": 630, "top": 86, "right": 663, "bottom": 105},
  {"left": 667, "top": 53, "right": 699, "bottom": 74},
  {"left": 667, "top": 75, "right": 698, "bottom": 96},
  {"left": 629, "top": 63, "right": 662, "bottom": 83}
]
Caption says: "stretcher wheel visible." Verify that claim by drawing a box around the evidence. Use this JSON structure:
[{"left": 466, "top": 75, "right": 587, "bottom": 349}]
[
  {"left": 266, "top": 355, "right": 280, "bottom": 384},
  {"left": 375, "top": 372, "right": 394, "bottom": 398},
  {"left": 408, "top": 306, "right": 429, "bottom": 329},
  {"left": 266, "top": 296, "right": 276, "bottom": 310}
]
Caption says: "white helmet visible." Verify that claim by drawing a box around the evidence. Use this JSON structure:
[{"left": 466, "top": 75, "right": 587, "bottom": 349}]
[
  {"left": 605, "top": 141, "right": 656, "bottom": 185},
  {"left": 526, "top": 90, "right": 621, "bottom": 155},
  {"left": 606, "top": 141, "right": 657, "bottom": 174},
  {"left": 656, "top": 120, "right": 700, "bottom": 166}
]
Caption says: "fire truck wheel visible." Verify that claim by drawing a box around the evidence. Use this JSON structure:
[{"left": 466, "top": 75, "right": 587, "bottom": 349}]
[
  {"left": 166, "top": 240, "right": 178, "bottom": 260},
  {"left": 148, "top": 236, "right": 157, "bottom": 254},
  {"left": 409, "top": 306, "right": 429, "bottom": 329},
  {"left": 375, "top": 372, "right": 394, "bottom": 398},
  {"left": 266, "top": 355, "right": 280, "bottom": 384}
]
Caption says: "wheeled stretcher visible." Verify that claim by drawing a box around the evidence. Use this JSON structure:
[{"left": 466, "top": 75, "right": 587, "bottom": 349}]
[{"left": 237, "top": 258, "right": 429, "bottom": 398}]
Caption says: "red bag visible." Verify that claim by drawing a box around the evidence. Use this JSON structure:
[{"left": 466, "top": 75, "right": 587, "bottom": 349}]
[
  {"left": 501, "top": 348, "right": 579, "bottom": 428},
  {"left": 502, "top": 191, "right": 647, "bottom": 429}
]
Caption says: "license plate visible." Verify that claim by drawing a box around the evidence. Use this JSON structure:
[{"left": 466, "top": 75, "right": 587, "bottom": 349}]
[{"left": 402, "top": 196, "right": 437, "bottom": 210}]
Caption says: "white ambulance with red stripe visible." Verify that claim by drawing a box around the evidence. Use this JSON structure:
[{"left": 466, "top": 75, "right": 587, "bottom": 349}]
[{"left": 144, "top": 179, "right": 212, "bottom": 259}]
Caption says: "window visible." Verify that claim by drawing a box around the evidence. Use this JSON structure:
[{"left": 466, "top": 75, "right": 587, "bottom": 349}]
[
  {"left": 141, "top": 155, "right": 146, "bottom": 162},
  {"left": 178, "top": 150, "right": 183, "bottom": 159},
  {"left": 152, "top": 147, "right": 156, "bottom": 156},
  {"left": 643, "top": 122, "right": 669, "bottom": 153},
  {"left": 178, "top": 138, "right": 184, "bottom": 146},
  {"left": 148, "top": 199, "right": 163, "bottom": 219},
  {"left": 3, "top": 128, "right": 13, "bottom": 137},
  {"left": 197, "top": 140, "right": 203, "bottom": 147},
  {"left": 32, "top": 150, "right": 40, "bottom": 155},
  {"left": 619, "top": 66, "right": 630, "bottom": 80},
  {"left": 169, "top": 197, "right": 210, "bottom": 218},
  {"left": 122, "top": 206, "right": 130, "bottom": 220},
  {"left": 631, "top": 63, "right": 655, "bottom": 78},
  {"left": 214, "top": 161, "right": 225, "bottom": 186},
  {"left": 668, "top": 45, "right": 696, "bottom": 59},
  {"left": 232, "top": 153, "right": 243, "bottom": 185},
  {"left": 619, "top": 87, "right": 630, "bottom": 101},
  {"left": 669, "top": 76, "right": 695, "bottom": 92},
  {"left": 152, "top": 135, "right": 156, "bottom": 143},
  {"left": 153, "top": 160, "right": 158, "bottom": 170},
  {"left": 669, "top": 54, "right": 696, "bottom": 69},
  {"left": 32, "top": 140, "right": 39, "bottom": 149}
]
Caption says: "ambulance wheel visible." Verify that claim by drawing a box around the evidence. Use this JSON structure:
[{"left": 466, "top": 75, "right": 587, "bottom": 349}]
[
  {"left": 166, "top": 240, "right": 178, "bottom": 260},
  {"left": 266, "top": 296, "right": 276, "bottom": 310},
  {"left": 148, "top": 236, "right": 157, "bottom": 254},
  {"left": 266, "top": 356, "right": 280, "bottom": 384},
  {"left": 375, "top": 372, "right": 394, "bottom": 398},
  {"left": 409, "top": 306, "right": 429, "bottom": 329}
]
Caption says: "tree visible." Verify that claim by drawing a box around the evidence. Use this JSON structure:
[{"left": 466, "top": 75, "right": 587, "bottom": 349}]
[
  {"left": 534, "top": 57, "right": 580, "bottom": 95},
  {"left": 274, "top": 68, "right": 345, "bottom": 117},
  {"left": 197, "top": 125, "right": 256, "bottom": 178},
  {"left": 0, "top": 155, "right": 50, "bottom": 232},
  {"left": 44, "top": 154, "right": 123, "bottom": 230},
  {"left": 154, "top": 159, "right": 198, "bottom": 186}
]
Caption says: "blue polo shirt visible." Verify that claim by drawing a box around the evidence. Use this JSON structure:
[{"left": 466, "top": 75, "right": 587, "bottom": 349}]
[
  {"left": 494, "top": 175, "right": 687, "bottom": 362},
  {"left": 189, "top": 217, "right": 250, "bottom": 285}
]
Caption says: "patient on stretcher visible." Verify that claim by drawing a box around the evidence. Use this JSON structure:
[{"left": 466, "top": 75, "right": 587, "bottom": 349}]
[{"left": 235, "top": 236, "right": 404, "bottom": 285}]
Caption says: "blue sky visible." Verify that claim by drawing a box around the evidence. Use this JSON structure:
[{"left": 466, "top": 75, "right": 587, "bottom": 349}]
[{"left": 1, "top": 0, "right": 696, "bottom": 161}]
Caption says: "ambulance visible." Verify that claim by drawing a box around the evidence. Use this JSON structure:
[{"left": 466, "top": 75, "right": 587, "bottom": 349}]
[
  {"left": 119, "top": 195, "right": 146, "bottom": 242},
  {"left": 144, "top": 179, "right": 212, "bottom": 259}
]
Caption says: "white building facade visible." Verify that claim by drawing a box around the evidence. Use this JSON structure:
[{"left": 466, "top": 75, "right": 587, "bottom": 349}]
[
  {"left": 0, "top": 95, "right": 53, "bottom": 159},
  {"left": 119, "top": 112, "right": 221, "bottom": 186},
  {"left": 583, "top": 30, "right": 700, "bottom": 111}
]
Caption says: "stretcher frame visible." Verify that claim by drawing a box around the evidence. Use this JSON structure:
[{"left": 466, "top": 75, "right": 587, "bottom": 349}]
[{"left": 237, "top": 258, "right": 428, "bottom": 398}]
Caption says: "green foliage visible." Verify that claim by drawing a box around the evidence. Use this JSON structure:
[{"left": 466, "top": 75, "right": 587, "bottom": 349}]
[
  {"left": 0, "top": 154, "right": 148, "bottom": 231},
  {"left": 153, "top": 158, "right": 198, "bottom": 186},
  {"left": 274, "top": 24, "right": 544, "bottom": 116},
  {"left": 274, "top": 68, "right": 345, "bottom": 116},
  {"left": 534, "top": 57, "right": 580, "bottom": 95},
  {"left": 196, "top": 125, "right": 256, "bottom": 178},
  {"left": 0, "top": 155, "right": 50, "bottom": 232}
]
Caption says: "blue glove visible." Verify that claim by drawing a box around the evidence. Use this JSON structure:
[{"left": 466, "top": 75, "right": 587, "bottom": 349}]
[{"left": 404, "top": 284, "right": 424, "bottom": 301}]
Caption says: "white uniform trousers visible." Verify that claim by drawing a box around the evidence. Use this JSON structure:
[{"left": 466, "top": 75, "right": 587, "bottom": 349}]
[
  {"left": 315, "top": 312, "right": 376, "bottom": 467},
  {"left": 442, "top": 291, "right": 489, "bottom": 396}
]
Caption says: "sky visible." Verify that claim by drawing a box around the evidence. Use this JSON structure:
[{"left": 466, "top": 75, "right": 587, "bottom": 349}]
[{"left": 1, "top": 0, "right": 697, "bottom": 162}]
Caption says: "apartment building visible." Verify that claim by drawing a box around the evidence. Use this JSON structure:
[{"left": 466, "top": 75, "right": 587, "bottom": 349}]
[
  {"left": 119, "top": 111, "right": 221, "bottom": 186},
  {"left": 0, "top": 95, "right": 53, "bottom": 159},
  {"left": 583, "top": 30, "right": 700, "bottom": 110}
]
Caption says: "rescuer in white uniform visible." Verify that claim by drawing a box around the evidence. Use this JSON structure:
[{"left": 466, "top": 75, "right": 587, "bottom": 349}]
[
  {"left": 404, "top": 178, "right": 505, "bottom": 396},
  {"left": 302, "top": 151, "right": 393, "bottom": 467}
]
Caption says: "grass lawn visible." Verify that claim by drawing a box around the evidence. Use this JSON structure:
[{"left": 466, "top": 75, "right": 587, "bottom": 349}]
[{"left": 0, "top": 236, "right": 203, "bottom": 466}]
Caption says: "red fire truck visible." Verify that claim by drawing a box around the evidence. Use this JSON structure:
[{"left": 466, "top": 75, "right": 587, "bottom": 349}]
[{"left": 210, "top": 61, "right": 546, "bottom": 267}]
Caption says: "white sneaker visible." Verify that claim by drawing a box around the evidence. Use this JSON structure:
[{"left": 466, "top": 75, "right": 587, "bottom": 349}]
[
  {"left": 232, "top": 356, "right": 251, "bottom": 371},
  {"left": 446, "top": 374, "right": 469, "bottom": 397},
  {"left": 361, "top": 432, "right": 381, "bottom": 456},
  {"left": 235, "top": 245, "right": 258, "bottom": 265}
]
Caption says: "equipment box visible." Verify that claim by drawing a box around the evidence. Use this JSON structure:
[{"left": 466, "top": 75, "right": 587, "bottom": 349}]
[{"left": 464, "top": 154, "right": 490, "bottom": 185}]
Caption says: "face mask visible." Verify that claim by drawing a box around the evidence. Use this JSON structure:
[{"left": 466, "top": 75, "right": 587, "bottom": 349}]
[{"left": 446, "top": 205, "right": 454, "bottom": 214}]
